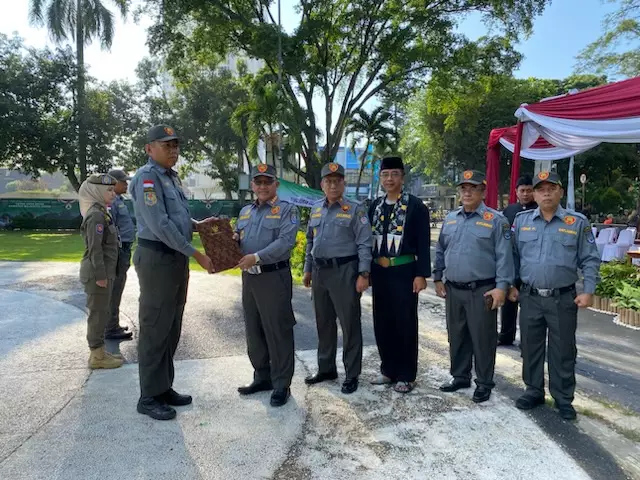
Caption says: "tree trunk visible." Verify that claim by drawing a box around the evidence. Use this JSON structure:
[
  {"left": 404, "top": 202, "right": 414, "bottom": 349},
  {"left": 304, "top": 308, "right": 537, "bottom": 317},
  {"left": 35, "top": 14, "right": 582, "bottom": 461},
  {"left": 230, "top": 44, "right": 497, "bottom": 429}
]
[
  {"left": 67, "top": 171, "right": 81, "bottom": 193},
  {"left": 76, "top": 0, "right": 87, "bottom": 184}
]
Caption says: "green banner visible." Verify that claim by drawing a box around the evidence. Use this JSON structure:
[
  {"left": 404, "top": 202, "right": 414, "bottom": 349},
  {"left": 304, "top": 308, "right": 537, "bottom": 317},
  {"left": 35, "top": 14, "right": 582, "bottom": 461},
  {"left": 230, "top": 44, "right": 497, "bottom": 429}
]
[
  {"left": 0, "top": 198, "right": 242, "bottom": 230},
  {"left": 277, "top": 179, "right": 324, "bottom": 207}
]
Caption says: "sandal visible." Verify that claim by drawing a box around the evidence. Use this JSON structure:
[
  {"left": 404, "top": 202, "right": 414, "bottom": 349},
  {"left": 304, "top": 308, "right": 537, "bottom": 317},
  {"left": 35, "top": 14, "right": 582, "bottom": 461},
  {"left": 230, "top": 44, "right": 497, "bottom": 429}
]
[
  {"left": 393, "top": 381, "right": 415, "bottom": 393},
  {"left": 370, "top": 374, "right": 393, "bottom": 385}
]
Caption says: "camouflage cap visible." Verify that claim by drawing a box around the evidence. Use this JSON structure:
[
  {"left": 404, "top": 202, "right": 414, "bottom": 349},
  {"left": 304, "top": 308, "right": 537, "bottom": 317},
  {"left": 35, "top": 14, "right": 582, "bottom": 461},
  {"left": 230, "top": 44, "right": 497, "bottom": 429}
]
[
  {"left": 321, "top": 162, "right": 345, "bottom": 178},
  {"left": 251, "top": 163, "right": 277, "bottom": 179},
  {"left": 533, "top": 170, "right": 562, "bottom": 188},
  {"left": 147, "top": 124, "right": 179, "bottom": 143},
  {"left": 87, "top": 174, "right": 117, "bottom": 186},
  {"left": 457, "top": 169, "right": 486, "bottom": 186},
  {"left": 107, "top": 169, "right": 131, "bottom": 182}
]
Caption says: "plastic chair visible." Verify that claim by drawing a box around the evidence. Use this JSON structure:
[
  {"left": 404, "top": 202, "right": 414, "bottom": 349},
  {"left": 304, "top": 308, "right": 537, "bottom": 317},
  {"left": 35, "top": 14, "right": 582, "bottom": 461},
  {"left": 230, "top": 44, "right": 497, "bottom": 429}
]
[
  {"left": 596, "top": 227, "right": 616, "bottom": 258},
  {"left": 601, "top": 228, "right": 636, "bottom": 262}
]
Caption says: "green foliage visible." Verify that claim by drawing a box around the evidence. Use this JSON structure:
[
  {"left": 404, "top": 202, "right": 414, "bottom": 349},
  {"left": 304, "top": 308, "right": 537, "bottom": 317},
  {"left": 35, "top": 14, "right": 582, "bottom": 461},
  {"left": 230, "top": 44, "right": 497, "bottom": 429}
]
[
  {"left": 576, "top": 0, "right": 640, "bottom": 78},
  {"left": 595, "top": 260, "right": 640, "bottom": 298},
  {"left": 598, "top": 187, "right": 625, "bottom": 214},
  {"left": 143, "top": 0, "right": 550, "bottom": 188},
  {"left": 612, "top": 282, "right": 640, "bottom": 311},
  {"left": 290, "top": 230, "right": 307, "bottom": 281}
]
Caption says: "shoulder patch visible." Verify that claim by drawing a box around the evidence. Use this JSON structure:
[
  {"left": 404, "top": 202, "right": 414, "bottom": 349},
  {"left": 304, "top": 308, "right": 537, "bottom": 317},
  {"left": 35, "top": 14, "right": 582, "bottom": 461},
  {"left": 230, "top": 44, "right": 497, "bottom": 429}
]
[
  {"left": 502, "top": 223, "right": 512, "bottom": 240},
  {"left": 483, "top": 212, "right": 494, "bottom": 221},
  {"left": 584, "top": 226, "right": 595, "bottom": 244},
  {"left": 96, "top": 224, "right": 104, "bottom": 235},
  {"left": 291, "top": 212, "right": 298, "bottom": 224},
  {"left": 564, "top": 215, "right": 576, "bottom": 225},
  {"left": 144, "top": 191, "right": 157, "bottom": 206}
]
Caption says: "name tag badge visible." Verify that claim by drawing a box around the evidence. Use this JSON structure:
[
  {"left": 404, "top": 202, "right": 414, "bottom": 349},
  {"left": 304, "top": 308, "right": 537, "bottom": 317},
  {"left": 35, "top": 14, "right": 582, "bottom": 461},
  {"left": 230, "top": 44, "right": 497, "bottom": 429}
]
[
  {"left": 265, "top": 215, "right": 281, "bottom": 219},
  {"left": 558, "top": 228, "right": 577, "bottom": 236},
  {"left": 239, "top": 214, "right": 251, "bottom": 220},
  {"left": 520, "top": 226, "right": 536, "bottom": 232},
  {"left": 475, "top": 221, "right": 492, "bottom": 228},
  {"left": 311, "top": 213, "right": 322, "bottom": 219},
  {"left": 446, "top": 220, "right": 457, "bottom": 225},
  {"left": 336, "top": 213, "right": 352, "bottom": 219}
]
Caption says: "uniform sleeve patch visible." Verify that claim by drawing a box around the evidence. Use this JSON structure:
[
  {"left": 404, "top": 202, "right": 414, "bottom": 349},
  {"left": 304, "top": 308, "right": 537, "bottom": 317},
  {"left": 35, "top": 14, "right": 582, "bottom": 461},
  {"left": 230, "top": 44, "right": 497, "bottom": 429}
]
[
  {"left": 144, "top": 191, "right": 157, "bottom": 206},
  {"left": 360, "top": 215, "right": 369, "bottom": 225},
  {"left": 291, "top": 213, "right": 298, "bottom": 224},
  {"left": 96, "top": 224, "right": 104, "bottom": 234},
  {"left": 502, "top": 223, "right": 511, "bottom": 240},
  {"left": 584, "top": 226, "right": 595, "bottom": 243},
  {"left": 143, "top": 180, "right": 155, "bottom": 189}
]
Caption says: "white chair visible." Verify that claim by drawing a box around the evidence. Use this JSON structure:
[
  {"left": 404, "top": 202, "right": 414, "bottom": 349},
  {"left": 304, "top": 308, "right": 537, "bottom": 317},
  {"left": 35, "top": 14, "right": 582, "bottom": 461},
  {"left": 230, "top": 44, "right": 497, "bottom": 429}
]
[
  {"left": 601, "top": 228, "right": 636, "bottom": 262},
  {"left": 596, "top": 227, "right": 617, "bottom": 258}
]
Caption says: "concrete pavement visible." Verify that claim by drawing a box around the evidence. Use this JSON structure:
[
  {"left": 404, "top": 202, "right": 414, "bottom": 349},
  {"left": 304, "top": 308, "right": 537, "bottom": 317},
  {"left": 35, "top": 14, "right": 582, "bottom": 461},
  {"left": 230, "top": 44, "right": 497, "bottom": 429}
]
[{"left": 0, "top": 261, "right": 636, "bottom": 479}]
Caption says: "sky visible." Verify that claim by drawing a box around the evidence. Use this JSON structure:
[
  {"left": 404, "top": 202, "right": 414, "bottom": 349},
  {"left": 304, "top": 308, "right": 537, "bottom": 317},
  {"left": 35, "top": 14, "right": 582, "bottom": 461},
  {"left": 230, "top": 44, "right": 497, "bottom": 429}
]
[{"left": 1, "top": 0, "right": 620, "bottom": 132}]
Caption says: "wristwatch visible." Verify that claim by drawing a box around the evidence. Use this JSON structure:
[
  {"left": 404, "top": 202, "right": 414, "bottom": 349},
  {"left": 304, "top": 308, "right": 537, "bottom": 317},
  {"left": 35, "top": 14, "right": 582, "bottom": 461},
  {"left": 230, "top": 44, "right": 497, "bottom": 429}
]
[{"left": 359, "top": 272, "right": 370, "bottom": 279}]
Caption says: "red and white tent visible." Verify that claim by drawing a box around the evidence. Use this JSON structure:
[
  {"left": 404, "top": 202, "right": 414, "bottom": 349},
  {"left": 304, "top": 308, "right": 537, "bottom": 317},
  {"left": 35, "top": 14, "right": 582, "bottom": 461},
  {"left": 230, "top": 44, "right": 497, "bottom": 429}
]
[{"left": 485, "top": 76, "right": 640, "bottom": 208}]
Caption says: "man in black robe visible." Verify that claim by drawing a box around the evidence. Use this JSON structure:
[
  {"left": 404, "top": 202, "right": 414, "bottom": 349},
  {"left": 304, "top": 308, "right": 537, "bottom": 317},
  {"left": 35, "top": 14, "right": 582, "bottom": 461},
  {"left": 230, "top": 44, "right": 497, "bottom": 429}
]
[{"left": 368, "top": 156, "right": 431, "bottom": 393}]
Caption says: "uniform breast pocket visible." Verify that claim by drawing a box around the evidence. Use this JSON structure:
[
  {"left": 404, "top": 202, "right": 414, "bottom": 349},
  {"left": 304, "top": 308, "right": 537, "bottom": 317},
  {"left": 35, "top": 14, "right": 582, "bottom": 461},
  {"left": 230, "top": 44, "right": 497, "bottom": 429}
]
[
  {"left": 162, "top": 188, "right": 182, "bottom": 213},
  {"left": 518, "top": 231, "right": 539, "bottom": 257},
  {"left": 470, "top": 226, "right": 492, "bottom": 243},
  {"left": 106, "top": 225, "right": 118, "bottom": 244},
  {"left": 551, "top": 233, "right": 578, "bottom": 265},
  {"left": 262, "top": 220, "right": 279, "bottom": 239},
  {"left": 309, "top": 217, "right": 322, "bottom": 228}
]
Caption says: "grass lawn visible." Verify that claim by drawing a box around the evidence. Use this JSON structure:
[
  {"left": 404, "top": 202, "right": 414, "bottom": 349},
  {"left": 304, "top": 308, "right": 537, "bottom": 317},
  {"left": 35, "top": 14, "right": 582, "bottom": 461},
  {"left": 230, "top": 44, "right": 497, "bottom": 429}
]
[
  {"left": 0, "top": 231, "right": 304, "bottom": 284},
  {"left": 0, "top": 230, "right": 238, "bottom": 274}
]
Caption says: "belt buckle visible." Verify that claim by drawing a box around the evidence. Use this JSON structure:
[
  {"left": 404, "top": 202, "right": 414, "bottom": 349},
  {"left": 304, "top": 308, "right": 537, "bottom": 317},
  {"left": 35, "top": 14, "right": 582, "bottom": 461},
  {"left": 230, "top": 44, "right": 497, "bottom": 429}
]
[
  {"left": 378, "top": 257, "right": 390, "bottom": 268},
  {"left": 537, "top": 288, "right": 553, "bottom": 297}
]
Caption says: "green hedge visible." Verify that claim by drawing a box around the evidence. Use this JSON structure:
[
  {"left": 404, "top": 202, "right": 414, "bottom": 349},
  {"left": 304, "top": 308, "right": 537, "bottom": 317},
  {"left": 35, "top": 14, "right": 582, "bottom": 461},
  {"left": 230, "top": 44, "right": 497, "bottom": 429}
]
[{"left": 596, "top": 260, "right": 640, "bottom": 311}]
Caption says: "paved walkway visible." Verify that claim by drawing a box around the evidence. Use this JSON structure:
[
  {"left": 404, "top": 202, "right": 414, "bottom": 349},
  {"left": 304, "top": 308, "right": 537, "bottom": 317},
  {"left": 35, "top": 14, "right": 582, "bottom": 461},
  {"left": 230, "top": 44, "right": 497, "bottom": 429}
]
[{"left": 0, "top": 261, "right": 637, "bottom": 479}]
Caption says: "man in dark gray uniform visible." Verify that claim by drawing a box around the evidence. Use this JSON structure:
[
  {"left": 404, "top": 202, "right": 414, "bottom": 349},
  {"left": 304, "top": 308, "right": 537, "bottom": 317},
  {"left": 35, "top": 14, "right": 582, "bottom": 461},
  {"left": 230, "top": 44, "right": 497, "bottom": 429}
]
[
  {"left": 130, "top": 124, "right": 214, "bottom": 421},
  {"left": 510, "top": 171, "right": 600, "bottom": 420},
  {"left": 234, "top": 164, "right": 299, "bottom": 407},
  {"left": 303, "top": 162, "right": 372, "bottom": 394},
  {"left": 105, "top": 169, "right": 134, "bottom": 341},
  {"left": 434, "top": 170, "right": 514, "bottom": 403}
]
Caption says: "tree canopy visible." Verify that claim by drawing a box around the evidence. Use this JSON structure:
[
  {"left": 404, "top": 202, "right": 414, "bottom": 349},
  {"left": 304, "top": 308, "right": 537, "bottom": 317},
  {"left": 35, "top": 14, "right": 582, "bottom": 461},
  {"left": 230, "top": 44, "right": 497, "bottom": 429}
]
[{"left": 142, "top": 0, "right": 550, "bottom": 188}]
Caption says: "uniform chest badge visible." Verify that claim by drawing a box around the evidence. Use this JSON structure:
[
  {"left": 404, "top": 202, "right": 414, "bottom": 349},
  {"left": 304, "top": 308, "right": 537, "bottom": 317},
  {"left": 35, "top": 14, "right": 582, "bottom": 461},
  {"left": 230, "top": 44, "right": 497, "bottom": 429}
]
[
  {"left": 271, "top": 205, "right": 280, "bottom": 215},
  {"left": 483, "top": 212, "right": 494, "bottom": 221},
  {"left": 564, "top": 216, "right": 576, "bottom": 225},
  {"left": 342, "top": 204, "right": 350, "bottom": 212}
]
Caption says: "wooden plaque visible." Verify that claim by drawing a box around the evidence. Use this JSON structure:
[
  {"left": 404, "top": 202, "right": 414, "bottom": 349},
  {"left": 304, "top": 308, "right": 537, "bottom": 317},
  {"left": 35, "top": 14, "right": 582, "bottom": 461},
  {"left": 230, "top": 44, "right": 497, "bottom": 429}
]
[{"left": 195, "top": 217, "right": 243, "bottom": 273}]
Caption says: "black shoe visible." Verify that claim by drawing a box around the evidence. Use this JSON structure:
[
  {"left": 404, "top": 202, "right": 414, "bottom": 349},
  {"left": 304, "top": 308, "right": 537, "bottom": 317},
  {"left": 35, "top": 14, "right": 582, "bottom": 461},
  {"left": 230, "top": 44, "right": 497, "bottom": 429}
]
[
  {"left": 558, "top": 405, "right": 577, "bottom": 421},
  {"left": 439, "top": 379, "right": 471, "bottom": 392},
  {"left": 515, "top": 394, "right": 545, "bottom": 410},
  {"left": 270, "top": 388, "right": 291, "bottom": 407},
  {"left": 341, "top": 377, "right": 359, "bottom": 394},
  {"left": 472, "top": 386, "right": 491, "bottom": 403},
  {"left": 105, "top": 329, "right": 133, "bottom": 340},
  {"left": 159, "top": 388, "right": 192, "bottom": 406},
  {"left": 304, "top": 370, "right": 338, "bottom": 385},
  {"left": 237, "top": 380, "right": 273, "bottom": 395},
  {"left": 137, "top": 397, "right": 176, "bottom": 420}
]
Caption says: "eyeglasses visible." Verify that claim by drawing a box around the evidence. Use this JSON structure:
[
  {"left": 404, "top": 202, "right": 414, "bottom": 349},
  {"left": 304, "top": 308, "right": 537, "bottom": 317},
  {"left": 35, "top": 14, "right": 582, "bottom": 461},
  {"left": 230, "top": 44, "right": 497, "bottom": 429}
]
[
  {"left": 253, "top": 179, "right": 275, "bottom": 186},
  {"left": 323, "top": 178, "right": 343, "bottom": 186},
  {"left": 380, "top": 171, "right": 403, "bottom": 179}
]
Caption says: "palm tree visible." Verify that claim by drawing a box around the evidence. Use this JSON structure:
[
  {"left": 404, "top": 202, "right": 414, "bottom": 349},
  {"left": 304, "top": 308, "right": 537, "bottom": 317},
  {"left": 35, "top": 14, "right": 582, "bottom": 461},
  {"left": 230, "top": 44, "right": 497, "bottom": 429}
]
[
  {"left": 29, "top": 0, "right": 129, "bottom": 185},
  {"left": 346, "top": 107, "right": 394, "bottom": 199}
]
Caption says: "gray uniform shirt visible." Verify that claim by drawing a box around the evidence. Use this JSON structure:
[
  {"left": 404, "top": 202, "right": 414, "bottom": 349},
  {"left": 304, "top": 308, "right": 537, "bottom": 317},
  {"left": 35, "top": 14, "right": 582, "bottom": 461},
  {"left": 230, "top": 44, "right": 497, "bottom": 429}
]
[
  {"left": 235, "top": 197, "right": 299, "bottom": 264},
  {"left": 130, "top": 158, "right": 196, "bottom": 257},
  {"left": 304, "top": 197, "right": 373, "bottom": 274},
  {"left": 513, "top": 206, "right": 600, "bottom": 293},
  {"left": 110, "top": 194, "right": 135, "bottom": 243},
  {"left": 434, "top": 202, "right": 514, "bottom": 290}
]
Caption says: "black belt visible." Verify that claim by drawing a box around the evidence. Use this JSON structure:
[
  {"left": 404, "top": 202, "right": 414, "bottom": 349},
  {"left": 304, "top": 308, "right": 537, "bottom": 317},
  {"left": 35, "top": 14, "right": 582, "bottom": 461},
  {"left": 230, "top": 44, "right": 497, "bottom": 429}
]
[
  {"left": 256, "top": 260, "right": 290, "bottom": 274},
  {"left": 447, "top": 278, "right": 496, "bottom": 290},
  {"left": 522, "top": 284, "right": 575, "bottom": 298},
  {"left": 314, "top": 255, "right": 358, "bottom": 269},
  {"left": 137, "top": 238, "right": 176, "bottom": 255}
]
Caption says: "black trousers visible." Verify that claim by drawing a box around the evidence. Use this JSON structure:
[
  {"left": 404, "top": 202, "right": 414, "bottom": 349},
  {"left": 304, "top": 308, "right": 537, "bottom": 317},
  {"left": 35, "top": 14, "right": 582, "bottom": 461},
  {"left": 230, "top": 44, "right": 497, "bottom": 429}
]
[
  {"left": 499, "top": 299, "right": 518, "bottom": 344},
  {"left": 371, "top": 262, "right": 419, "bottom": 383},
  {"left": 134, "top": 246, "right": 189, "bottom": 398}
]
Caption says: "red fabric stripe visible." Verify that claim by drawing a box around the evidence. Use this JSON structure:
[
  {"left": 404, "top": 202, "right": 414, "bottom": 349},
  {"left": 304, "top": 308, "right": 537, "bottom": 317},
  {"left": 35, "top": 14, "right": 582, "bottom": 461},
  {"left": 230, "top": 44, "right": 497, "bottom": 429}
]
[{"left": 524, "top": 76, "right": 640, "bottom": 120}]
